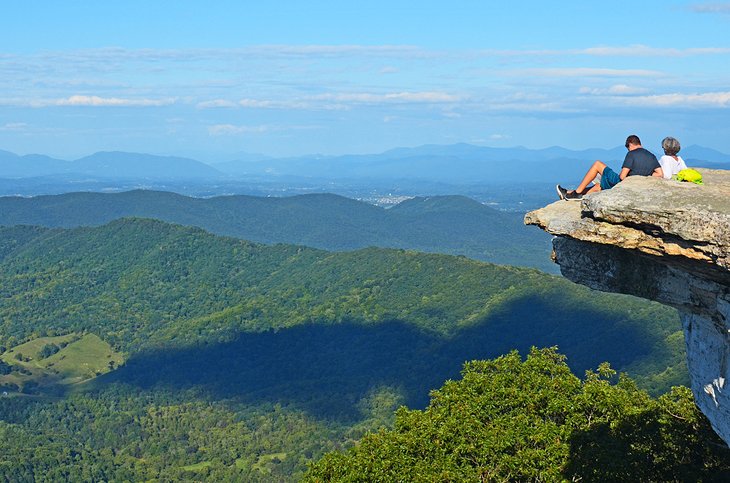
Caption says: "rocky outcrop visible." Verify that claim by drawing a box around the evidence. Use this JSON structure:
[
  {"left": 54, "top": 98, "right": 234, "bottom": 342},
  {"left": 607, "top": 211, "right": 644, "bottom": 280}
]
[{"left": 525, "top": 169, "right": 730, "bottom": 445}]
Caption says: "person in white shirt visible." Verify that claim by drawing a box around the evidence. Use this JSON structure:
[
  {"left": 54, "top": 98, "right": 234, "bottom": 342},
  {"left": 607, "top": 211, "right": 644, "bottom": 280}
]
[{"left": 658, "top": 136, "right": 688, "bottom": 179}]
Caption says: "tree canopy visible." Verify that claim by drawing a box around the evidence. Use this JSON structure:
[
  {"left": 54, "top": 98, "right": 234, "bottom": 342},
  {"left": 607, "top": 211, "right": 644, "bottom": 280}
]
[{"left": 306, "top": 348, "right": 730, "bottom": 482}]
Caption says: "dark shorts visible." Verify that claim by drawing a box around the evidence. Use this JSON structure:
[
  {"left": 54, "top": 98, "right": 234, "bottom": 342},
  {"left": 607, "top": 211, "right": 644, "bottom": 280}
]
[{"left": 600, "top": 166, "right": 621, "bottom": 190}]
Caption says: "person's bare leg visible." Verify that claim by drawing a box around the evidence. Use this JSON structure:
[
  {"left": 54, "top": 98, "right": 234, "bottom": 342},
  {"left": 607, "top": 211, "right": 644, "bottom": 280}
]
[{"left": 572, "top": 161, "right": 606, "bottom": 193}]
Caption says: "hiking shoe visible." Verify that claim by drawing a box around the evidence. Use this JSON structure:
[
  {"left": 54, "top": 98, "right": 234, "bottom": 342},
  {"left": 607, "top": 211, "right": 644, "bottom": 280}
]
[
  {"left": 565, "top": 190, "right": 583, "bottom": 201},
  {"left": 556, "top": 184, "right": 568, "bottom": 200}
]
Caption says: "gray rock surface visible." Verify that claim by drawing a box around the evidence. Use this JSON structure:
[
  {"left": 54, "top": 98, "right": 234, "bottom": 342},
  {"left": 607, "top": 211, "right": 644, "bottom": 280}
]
[{"left": 525, "top": 169, "right": 730, "bottom": 445}]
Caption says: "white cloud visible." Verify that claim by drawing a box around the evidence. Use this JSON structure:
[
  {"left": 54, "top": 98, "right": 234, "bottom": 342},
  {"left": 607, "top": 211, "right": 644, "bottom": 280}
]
[
  {"left": 577, "top": 45, "right": 730, "bottom": 56},
  {"left": 208, "top": 123, "right": 320, "bottom": 136},
  {"left": 516, "top": 68, "right": 660, "bottom": 78},
  {"left": 34, "top": 45, "right": 428, "bottom": 66},
  {"left": 504, "top": 92, "right": 549, "bottom": 102},
  {"left": 630, "top": 91, "right": 730, "bottom": 108},
  {"left": 249, "top": 44, "right": 426, "bottom": 58},
  {"left": 196, "top": 99, "right": 237, "bottom": 109},
  {"left": 0, "top": 122, "right": 28, "bottom": 131},
  {"left": 240, "top": 98, "right": 340, "bottom": 110},
  {"left": 197, "top": 91, "right": 462, "bottom": 112},
  {"left": 311, "top": 91, "right": 461, "bottom": 103},
  {"left": 237, "top": 99, "right": 274, "bottom": 108},
  {"left": 579, "top": 84, "right": 650, "bottom": 95},
  {"left": 209, "top": 124, "right": 271, "bottom": 136},
  {"left": 238, "top": 98, "right": 310, "bottom": 109},
  {"left": 488, "top": 134, "right": 510, "bottom": 141},
  {"left": 485, "top": 101, "right": 583, "bottom": 113},
  {"left": 692, "top": 3, "right": 730, "bottom": 14},
  {"left": 51, "top": 95, "right": 175, "bottom": 107},
  {"left": 197, "top": 98, "right": 335, "bottom": 111},
  {"left": 478, "top": 45, "right": 730, "bottom": 58},
  {"left": 462, "top": 91, "right": 581, "bottom": 113},
  {"left": 0, "top": 95, "right": 177, "bottom": 108}
]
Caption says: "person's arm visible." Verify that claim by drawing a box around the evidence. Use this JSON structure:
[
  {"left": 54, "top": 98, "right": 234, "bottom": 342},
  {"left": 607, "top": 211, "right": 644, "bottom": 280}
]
[
  {"left": 620, "top": 151, "right": 633, "bottom": 180},
  {"left": 658, "top": 157, "right": 671, "bottom": 179},
  {"left": 652, "top": 167, "right": 664, "bottom": 178}
]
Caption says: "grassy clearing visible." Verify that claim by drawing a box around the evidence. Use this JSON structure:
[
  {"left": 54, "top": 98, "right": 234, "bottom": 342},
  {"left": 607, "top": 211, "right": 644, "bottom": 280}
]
[
  {"left": 181, "top": 461, "right": 213, "bottom": 472},
  {"left": 1, "top": 334, "right": 79, "bottom": 365},
  {"left": 46, "top": 334, "right": 125, "bottom": 382},
  {"left": 0, "top": 333, "right": 124, "bottom": 393},
  {"left": 252, "top": 452, "right": 288, "bottom": 474}
]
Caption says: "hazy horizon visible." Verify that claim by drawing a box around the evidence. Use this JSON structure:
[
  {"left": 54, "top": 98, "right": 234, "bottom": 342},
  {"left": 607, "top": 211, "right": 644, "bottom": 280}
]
[{"left": 4, "top": 140, "right": 730, "bottom": 165}]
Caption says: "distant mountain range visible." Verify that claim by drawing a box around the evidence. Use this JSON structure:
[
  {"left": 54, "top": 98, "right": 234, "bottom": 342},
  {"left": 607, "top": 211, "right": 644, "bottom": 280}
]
[
  {"left": 2, "top": 144, "right": 728, "bottom": 184},
  {"left": 0, "top": 190, "right": 555, "bottom": 272},
  {"left": 212, "top": 143, "right": 730, "bottom": 183},
  {"left": 0, "top": 150, "right": 222, "bottom": 180}
]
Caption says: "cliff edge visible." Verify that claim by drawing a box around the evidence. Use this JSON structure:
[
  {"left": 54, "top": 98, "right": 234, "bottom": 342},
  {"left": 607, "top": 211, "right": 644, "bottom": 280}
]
[{"left": 525, "top": 169, "right": 730, "bottom": 445}]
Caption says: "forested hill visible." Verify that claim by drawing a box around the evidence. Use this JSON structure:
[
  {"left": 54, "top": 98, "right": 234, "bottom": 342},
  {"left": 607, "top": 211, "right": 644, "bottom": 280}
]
[
  {"left": 0, "top": 218, "right": 682, "bottom": 395},
  {"left": 0, "top": 190, "right": 554, "bottom": 272},
  {"left": 0, "top": 218, "right": 693, "bottom": 479}
]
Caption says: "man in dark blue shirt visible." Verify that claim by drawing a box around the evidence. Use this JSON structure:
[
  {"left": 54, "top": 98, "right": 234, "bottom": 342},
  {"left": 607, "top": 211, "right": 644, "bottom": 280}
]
[
  {"left": 622, "top": 136, "right": 662, "bottom": 176},
  {"left": 557, "top": 134, "right": 663, "bottom": 201}
]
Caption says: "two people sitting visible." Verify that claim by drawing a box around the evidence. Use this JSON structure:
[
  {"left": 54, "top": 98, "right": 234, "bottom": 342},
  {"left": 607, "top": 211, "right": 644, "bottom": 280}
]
[{"left": 557, "top": 135, "right": 685, "bottom": 201}]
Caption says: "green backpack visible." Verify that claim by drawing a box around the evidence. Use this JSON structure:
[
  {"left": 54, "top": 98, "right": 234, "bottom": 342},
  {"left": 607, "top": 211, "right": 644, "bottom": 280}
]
[{"left": 674, "top": 168, "right": 703, "bottom": 185}]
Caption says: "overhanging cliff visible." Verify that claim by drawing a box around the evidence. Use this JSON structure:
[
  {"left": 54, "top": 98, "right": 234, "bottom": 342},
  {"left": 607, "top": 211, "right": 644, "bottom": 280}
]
[{"left": 525, "top": 169, "right": 730, "bottom": 445}]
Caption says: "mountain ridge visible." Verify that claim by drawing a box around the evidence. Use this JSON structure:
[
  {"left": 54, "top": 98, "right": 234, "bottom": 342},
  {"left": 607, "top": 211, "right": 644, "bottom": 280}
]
[
  {"left": 0, "top": 150, "right": 222, "bottom": 180},
  {"left": 0, "top": 189, "right": 555, "bottom": 271}
]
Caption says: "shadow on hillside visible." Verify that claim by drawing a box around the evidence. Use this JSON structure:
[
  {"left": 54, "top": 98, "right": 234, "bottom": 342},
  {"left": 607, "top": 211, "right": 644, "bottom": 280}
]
[{"left": 99, "top": 295, "right": 664, "bottom": 422}]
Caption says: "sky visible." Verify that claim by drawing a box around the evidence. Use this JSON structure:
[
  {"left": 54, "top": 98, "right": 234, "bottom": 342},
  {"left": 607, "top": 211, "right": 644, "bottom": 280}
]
[{"left": 1, "top": 1, "right": 730, "bottom": 160}]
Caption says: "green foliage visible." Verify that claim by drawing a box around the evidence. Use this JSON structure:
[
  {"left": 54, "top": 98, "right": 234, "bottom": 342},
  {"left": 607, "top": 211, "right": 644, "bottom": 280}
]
[
  {"left": 0, "top": 387, "right": 341, "bottom": 481},
  {"left": 38, "top": 343, "right": 60, "bottom": 359},
  {"left": 305, "top": 348, "right": 730, "bottom": 482}
]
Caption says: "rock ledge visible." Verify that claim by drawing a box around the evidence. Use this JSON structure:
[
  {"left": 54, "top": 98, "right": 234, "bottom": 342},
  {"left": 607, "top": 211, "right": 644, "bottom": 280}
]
[{"left": 525, "top": 169, "right": 730, "bottom": 445}]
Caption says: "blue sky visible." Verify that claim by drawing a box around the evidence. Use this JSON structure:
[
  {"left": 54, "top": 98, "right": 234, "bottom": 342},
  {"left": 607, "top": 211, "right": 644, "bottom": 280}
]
[{"left": 2, "top": 1, "right": 730, "bottom": 159}]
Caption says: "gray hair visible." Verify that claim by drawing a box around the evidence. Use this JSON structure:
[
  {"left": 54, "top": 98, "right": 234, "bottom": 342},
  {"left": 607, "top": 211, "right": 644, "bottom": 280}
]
[{"left": 662, "top": 136, "right": 681, "bottom": 156}]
